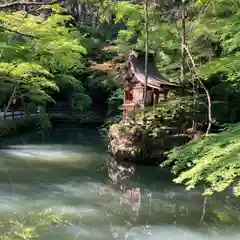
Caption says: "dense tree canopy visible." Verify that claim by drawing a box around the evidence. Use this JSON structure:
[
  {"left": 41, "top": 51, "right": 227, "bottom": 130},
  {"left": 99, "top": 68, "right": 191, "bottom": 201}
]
[{"left": 0, "top": 2, "right": 93, "bottom": 114}]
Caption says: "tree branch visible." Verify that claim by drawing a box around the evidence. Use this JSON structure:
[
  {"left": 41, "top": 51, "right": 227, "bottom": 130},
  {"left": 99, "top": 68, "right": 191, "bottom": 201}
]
[
  {"left": 0, "top": 25, "right": 36, "bottom": 38},
  {"left": 188, "top": 0, "right": 212, "bottom": 34},
  {"left": 0, "top": 0, "right": 61, "bottom": 9},
  {"left": 183, "top": 44, "right": 212, "bottom": 134},
  {"left": 199, "top": 197, "right": 208, "bottom": 224},
  {"left": 0, "top": 64, "right": 18, "bottom": 119},
  {"left": 0, "top": 84, "right": 17, "bottom": 120}
]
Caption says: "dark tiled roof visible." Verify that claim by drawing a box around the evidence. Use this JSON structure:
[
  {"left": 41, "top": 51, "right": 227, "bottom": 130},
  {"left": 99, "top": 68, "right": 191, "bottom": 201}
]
[{"left": 128, "top": 51, "right": 180, "bottom": 89}]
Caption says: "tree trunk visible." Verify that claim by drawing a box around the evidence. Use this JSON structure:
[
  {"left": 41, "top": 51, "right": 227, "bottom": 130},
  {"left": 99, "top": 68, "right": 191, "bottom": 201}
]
[
  {"left": 143, "top": 0, "right": 149, "bottom": 107},
  {"left": 0, "top": 85, "right": 17, "bottom": 120},
  {"left": 180, "top": 0, "right": 186, "bottom": 84}
]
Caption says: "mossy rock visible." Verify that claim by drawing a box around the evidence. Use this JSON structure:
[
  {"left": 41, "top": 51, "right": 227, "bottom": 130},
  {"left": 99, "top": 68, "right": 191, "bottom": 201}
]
[{"left": 108, "top": 96, "right": 211, "bottom": 165}]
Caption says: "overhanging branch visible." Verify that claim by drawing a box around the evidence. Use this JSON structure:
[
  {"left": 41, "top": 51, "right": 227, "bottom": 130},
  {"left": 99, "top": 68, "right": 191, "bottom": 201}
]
[
  {"left": 0, "top": 25, "right": 36, "bottom": 38},
  {"left": 0, "top": 0, "right": 61, "bottom": 9}
]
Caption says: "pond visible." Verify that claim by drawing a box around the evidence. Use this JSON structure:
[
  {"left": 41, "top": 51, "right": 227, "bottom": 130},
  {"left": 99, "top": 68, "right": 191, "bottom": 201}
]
[{"left": 0, "top": 125, "right": 240, "bottom": 239}]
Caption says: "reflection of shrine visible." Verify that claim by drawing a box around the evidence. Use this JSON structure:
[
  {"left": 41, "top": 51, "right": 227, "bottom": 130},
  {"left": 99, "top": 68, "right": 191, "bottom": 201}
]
[
  {"left": 120, "top": 187, "right": 141, "bottom": 215},
  {"left": 107, "top": 158, "right": 152, "bottom": 216},
  {"left": 108, "top": 159, "right": 135, "bottom": 183}
]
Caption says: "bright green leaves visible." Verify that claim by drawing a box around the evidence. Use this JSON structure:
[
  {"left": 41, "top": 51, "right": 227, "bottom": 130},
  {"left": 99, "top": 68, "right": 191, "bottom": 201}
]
[
  {"left": 115, "top": 2, "right": 143, "bottom": 24},
  {"left": 187, "top": 0, "right": 240, "bottom": 123},
  {"left": 0, "top": 61, "right": 58, "bottom": 104},
  {"left": 200, "top": 53, "right": 240, "bottom": 79},
  {"left": 160, "top": 0, "right": 240, "bottom": 192},
  {"left": 0, "top": 11, "right": 87, "bottom": 72},
  {"left": 0, "top": 5, "right": 89, "bottom": 109},
  {"left": 113, "top": 2, "right": 143, "bottom": 45},
  {"left": 10, "top": 62, "right": 52, "bottom": 78},
  {"left": 191, "top": 0, "right": 240, "bottom": 74},
  {"left": 163, "top": 124, "right": 240, "bottom": 196}
]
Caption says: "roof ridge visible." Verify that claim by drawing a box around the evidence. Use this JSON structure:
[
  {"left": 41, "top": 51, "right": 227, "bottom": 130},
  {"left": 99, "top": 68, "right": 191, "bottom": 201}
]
[{"left": 128, "top": 53, "right": 180, "bottom": 88}]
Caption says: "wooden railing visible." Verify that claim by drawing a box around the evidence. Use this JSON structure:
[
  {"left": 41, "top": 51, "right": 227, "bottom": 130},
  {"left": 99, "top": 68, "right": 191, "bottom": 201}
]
[
  {"left": 47, "top": 107, "right": 82, "bottom": 116},
  {"left": 0, "top": 110, "right": 41, "bottom": 120},
  {"left": 1, "top": 106, "right": 103, "bottom": 123},
  {"left": 0, "top": 108, "right": 72, "bottom": 120}
]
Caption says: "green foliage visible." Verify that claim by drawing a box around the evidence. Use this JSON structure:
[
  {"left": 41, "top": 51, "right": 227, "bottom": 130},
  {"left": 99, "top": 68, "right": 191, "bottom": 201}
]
[
  {"left": 105, "top": 0, "right": 240, "bottom": 197},
  {"left": 71, "top": 92, "right": 92, "bottom": 110},
  {"left": 77, "top": 25, "right": 104, "bottom": 53},
  {"left": 162, "top": 124, "right": 240, "bottom": 196},
  {"left": 100, "top": 88, "right": 123, "bottom": 136},
  {"left": 129, "top": 96, "right": 204, "bottom": 138},
  {"left": 113, "top": 2, "right": 143, "bottom": 45},
  {"left": 0, "top": 118, "right": 48, "bottom": 138},
  {"left": 107, "top": 0, "right": 240, "bottom": 109},
  {"left": 107, "top": 88, "right": 123, "bottom": 115},
  {"left": 185, "top": 0, "right": 240, "bottom": 120},
  {"left": 0, "top": 5, "right": 91, "bottom": 110}
]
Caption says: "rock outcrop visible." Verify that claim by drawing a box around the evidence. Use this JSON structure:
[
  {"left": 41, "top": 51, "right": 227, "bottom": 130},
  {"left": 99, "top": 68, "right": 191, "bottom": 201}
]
[
  {"left": 108, "top": 122, "right": 191, "bottom": 165},
  {"left": 108, "top": 97, "right": 206, "bottom": 165}
]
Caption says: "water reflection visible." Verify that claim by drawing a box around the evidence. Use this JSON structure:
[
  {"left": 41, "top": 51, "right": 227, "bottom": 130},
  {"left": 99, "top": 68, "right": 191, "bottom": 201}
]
[
  {"left": 0, "top": 126, "right": 240, "bottom": 239},
  {"left": 107, "top": 158, "right": 141, "bottom": 215}
]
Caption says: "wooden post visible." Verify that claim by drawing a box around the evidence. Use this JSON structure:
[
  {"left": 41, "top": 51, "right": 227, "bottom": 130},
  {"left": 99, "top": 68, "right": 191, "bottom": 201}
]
[{"left": 153, "top": 89, "right": 156, "bottom": 107}]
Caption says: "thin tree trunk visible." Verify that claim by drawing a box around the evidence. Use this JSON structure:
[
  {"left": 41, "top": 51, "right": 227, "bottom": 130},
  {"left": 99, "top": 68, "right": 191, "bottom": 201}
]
[
  {"left": 199, "top": 197, "right": 208, "bottom": 223},
  {"left": 141, "top": 0, "right": 149, "bottom": 161},
  {"left": 0, "top": 64, "right": 18, "bottom": 120},
  {"left": 143, "top": 0, "right": 149, "bottom": 107},
  {"left": 0, "top": 85, "right": 17, "bottom": 120},
  {"left": 180, "top": 0, "right": 186, "bottom": 84},
  {"left": 183, "top": 44, "right": 212, "bottom": 134}
]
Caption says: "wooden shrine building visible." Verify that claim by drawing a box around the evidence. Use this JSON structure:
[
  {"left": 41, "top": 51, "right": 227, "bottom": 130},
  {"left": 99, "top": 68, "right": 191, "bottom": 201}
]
[{"left": 123, "top": 50, "right": 180, "bottom": 120}]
